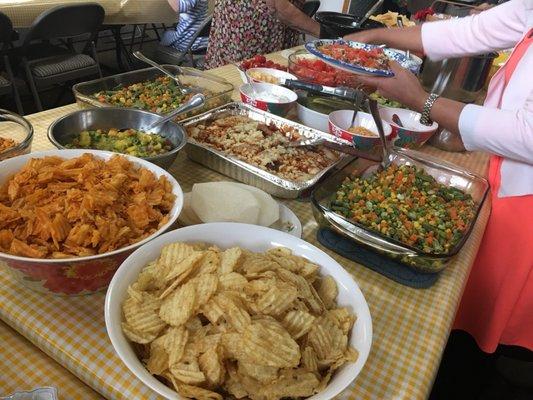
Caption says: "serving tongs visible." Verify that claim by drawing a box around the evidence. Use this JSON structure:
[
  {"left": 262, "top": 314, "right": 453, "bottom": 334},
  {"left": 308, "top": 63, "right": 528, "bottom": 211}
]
[
  {"left": 283, "top": 79, "right": 364, "bottom": 102},
  {"left": 133, "top": 51, "right": 194, "bottom": 95}
]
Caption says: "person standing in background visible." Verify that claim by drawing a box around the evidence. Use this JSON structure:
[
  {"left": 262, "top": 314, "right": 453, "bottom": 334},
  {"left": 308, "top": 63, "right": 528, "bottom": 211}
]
[
  {"left": 204, "top": 0, "right": 320, "bottom": 69},
  {"left": 161, "top": 0, "right": 209, "bottom": 52}
]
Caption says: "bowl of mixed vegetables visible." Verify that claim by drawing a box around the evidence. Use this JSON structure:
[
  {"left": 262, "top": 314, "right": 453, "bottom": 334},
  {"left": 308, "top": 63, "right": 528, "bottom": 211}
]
[
  {"left": 311, "top": 149, "right": 489, "bottom": 271},
  {"left": 72, "top": 66, "right": 233, "bottom": 121},
  {"left": 48, "top": 107, "right": 187, "bottom": 169}
]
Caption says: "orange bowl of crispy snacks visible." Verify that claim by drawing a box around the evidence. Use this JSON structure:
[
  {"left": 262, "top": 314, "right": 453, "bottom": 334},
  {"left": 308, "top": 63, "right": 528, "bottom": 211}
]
[
  {"left": 0, "top": 109, "right": 33, "bottom": 161},
  {"left": 0, "top": 149, "right": 183, "bottom": 295},
  {"left": 105, "top": 223, "right": 372, "bottom": 400}
]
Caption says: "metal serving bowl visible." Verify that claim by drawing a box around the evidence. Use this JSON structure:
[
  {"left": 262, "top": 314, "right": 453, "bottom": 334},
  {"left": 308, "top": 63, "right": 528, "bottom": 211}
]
[
  {"left": 0, "top": 108, "right": 34, "bottom": 161},
  {"left": 47, "top": 107, "right": 187, "bottom": 169}
]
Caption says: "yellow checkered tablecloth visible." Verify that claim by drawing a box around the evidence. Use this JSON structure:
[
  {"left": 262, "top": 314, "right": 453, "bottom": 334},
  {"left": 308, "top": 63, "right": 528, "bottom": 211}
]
[
  {"left": 0, "top": 51, "right": 491, "bottom": 399},
  {"left": 0, "top": 320, "right": 103, "bottom": 398}
]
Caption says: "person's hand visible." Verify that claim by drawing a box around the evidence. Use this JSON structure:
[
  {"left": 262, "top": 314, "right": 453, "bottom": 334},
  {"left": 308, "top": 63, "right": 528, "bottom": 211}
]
[
  {"left": 358, "top": 61, "right": 428, "bottom": 111},
  {"left": 470, "top": 3, "right": 493, "bottom": 14},
  {"left": 344, "top": 28, "right": 387, "bottom": 44}
]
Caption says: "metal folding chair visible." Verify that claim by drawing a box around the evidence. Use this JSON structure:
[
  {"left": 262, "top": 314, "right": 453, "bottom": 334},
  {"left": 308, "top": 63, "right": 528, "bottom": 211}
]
[
  {"left": 154, "top": 16, "right": 212, "bottom": 68},
  {"left": 0, "top": 12, "right": 23, "bottom": 114},
  {"left": 20, "top": 3, "right": 105, "bottom": 111}
]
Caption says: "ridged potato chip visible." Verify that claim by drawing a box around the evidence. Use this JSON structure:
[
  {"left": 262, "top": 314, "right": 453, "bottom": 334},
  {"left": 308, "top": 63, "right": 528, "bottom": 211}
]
[
  {"left": 277, "top": 269, "right": 324, "bottom": 315},
  {"left": 146, "top": 334, "right": 169, "bottom": 375},
  {"left": 308, "top": 315, "right": 347, "bottom": 362},
  {"left": 198, "top": 345, "right": 224, "bottom": 386},
  {"left": 301, "top": 346, "right": 318, "bottom": 372},
  {"left": 193, "top": 250, "right": 221, "bottom": 276},
  {"left": 218, "top": 272, "right": 248, "bottom": 290},
  {"left": 159, "top": 282, "right": 196, "bottom": 326},
  {"left": 221, "top": 332, "right": 243, "bottom": 359},
  {"left": 219, "top": 247, "right": 242, "bottom": 274},
  {"left": 170, "top": 362, "right": 206, "bottom": 385},
  {"left": 238, "top": 361, "right": 278, "bottom": 384},
  {"left": 176, "top": 383, "right": 223, "bottom": 400},
  {"left": 122, "top": 241, "right": 358, "bottom": 400},
  {"left": 190, "top": 273, "right": 218, "bottom": 309},
  {"left": 327, "top": 307, "right": 356, "bottom": 335},
  {"left": 201, "top": 296, "right": 225, "bottom": 325},
  {"left": 165, "top": 326, "right": 189, "bottom": 366},
  {"left": 193, "top": 333, "right": 222, "bottom": 354},
  {"left": 219, "top": 293, "right": 251, "bottom": 332},
  {"left": 282, "top": 310, "right": 316, "bottom": 339},
  {"left": 121, "top": 322, "right": 158, "bottom": 344},
  {"left": 122, "top": 294, "right": 166, "bottom": 336},
  {"left": 260, "top": 368, "right": 319, "bottom": 399},
  {"left": 165, "top": 251, "right": 204, "bottom": 282},
  {"left": 267, "top": 247, "right": 319, "bottom": 281},
  {"left": 225, "top": 364, "right": 248, "bottom": 399},
  {"left": 316, "top": 275, "right": 338, "bottom": 310},
  {"left": 242, "top": 318, "right": 300, "bottom": 368},
  {"left": 255, "top": 283, "right": 297, "bottom": 317}
]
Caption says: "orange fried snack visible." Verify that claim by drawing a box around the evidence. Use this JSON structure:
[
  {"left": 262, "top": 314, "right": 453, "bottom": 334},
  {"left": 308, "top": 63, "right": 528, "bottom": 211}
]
[
  {"left": 0, "top": 136, "right": 17, "bottom": 153},
  {"left": 0, "top": 153, "right": 176, "bottom": 259}
]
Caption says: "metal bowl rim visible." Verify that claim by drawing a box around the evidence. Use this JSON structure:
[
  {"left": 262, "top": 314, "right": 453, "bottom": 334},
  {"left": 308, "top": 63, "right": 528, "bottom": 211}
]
[{"left": 47, "top": 107, "right": 187, "bottom": 162}]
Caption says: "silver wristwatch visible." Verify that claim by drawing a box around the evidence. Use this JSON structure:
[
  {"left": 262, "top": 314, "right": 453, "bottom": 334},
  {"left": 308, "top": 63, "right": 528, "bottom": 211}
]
[{"left": 420, "top": 93, "right": 439, "bottom": 126}]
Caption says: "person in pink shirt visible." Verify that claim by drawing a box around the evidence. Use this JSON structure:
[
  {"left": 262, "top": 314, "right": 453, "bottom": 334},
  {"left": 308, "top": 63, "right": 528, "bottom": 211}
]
[{"left": 346, "top": 0, "right": 532, "bottom": 355}]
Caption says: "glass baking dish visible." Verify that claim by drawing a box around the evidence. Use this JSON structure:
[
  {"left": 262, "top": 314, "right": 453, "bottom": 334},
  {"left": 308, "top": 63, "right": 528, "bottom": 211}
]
[
  {"left": 72, "top": 65, "right": 234, "bottom": 121},
  {"left": 311, "top": 148, "right": 489, "bottom": 272}
]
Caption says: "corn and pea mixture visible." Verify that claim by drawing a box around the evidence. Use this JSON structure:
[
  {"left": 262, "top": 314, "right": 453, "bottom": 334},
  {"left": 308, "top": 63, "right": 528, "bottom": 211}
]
[
  {"left": 332, "top": 164, "right": 476, "bottom": 254},
  {"left": 93, "top": 76, "right": 199, "bottom": 113},
  {"left": 67, "top": 128, "right": 172, "bottom": 157}
]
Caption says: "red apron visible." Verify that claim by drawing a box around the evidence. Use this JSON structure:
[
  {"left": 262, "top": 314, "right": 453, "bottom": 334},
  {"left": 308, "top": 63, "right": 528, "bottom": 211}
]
[{"left": 453, "top": 31, "right": 533, "bottom": 353}]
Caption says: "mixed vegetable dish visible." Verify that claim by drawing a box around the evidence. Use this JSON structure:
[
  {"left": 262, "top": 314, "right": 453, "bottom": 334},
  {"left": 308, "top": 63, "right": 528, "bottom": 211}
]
[
  {"left": 93, "top": 76, "right": 206, "bottom": 114},
  {"left": 331, "top": 164, "right": 476, "bottom": 254},
  {"left": 66, "top": 128, "right": 172, "bottom": 157}
]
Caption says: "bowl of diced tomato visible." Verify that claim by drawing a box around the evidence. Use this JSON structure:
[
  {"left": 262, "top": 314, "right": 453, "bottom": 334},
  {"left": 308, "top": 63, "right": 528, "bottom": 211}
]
[
  {"left": 237, "top": 54, "right": 287, "bottom": 82},
  {"left": 288, "top": 50, "right": 368, "bottom": 89}
]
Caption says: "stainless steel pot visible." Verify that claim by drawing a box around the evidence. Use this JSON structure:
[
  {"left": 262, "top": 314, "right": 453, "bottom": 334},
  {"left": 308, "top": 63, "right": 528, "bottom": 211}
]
[{"left": 421, "top": 52, "right": 497, "bottom": 103}]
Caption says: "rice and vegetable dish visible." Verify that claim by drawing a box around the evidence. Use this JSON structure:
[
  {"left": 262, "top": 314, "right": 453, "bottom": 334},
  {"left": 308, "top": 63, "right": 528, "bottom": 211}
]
[
  {"left": 93, "top": 76, "right": 209, "bottom": 114},
  {"left": 66, "top": 128, "right": 172, "bottom": 158},
  {"left": 331, "top": 164, "right": 476, "bottom": 254}
]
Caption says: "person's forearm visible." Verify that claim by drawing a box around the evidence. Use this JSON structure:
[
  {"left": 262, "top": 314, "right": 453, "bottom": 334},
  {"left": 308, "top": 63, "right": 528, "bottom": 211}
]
[
  {"left": 354, "top": 26, "right": 424, "bottom": 53},
  {"left": 406, "top": 89, "right": 466, "bottom": 137},
  {"left": 274, "top": 0, "right": 320, "bottom": 37},
  {"left": 167, "top": 0, "right": 178, "bottom": 12}
]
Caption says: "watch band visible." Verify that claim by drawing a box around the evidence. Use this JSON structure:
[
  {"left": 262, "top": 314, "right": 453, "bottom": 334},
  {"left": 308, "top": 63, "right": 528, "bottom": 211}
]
[{"left": 420, "top": 93, "right": 439, "bottom": 126}]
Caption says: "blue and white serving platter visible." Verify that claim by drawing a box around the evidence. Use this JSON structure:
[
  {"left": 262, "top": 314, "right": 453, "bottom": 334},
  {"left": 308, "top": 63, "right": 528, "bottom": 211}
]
[{"left": 305, "top": 39, "right": 421, "bottom": 77}]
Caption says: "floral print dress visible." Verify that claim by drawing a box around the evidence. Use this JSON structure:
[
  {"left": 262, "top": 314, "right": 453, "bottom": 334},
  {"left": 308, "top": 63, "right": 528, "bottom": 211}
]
[{"left": 205, "top": 0, "right": 305, "bottom": 69}]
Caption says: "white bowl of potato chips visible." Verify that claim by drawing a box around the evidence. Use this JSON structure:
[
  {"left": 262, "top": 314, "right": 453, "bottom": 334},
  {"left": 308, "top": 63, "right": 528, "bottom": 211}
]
[{"left": 105, "top": 223, "right": 372, "bottom": 400}]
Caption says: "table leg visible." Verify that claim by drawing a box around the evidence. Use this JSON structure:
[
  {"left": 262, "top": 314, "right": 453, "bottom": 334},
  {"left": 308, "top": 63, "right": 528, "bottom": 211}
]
[{"left": 110, "top": 25, "right": 133, "bottom": 71}]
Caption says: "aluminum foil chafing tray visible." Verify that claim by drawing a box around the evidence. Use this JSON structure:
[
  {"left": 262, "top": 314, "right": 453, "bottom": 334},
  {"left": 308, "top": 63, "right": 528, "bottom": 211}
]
[
  {"left": 311, "top": 148, "right": 489, "bottom": 272},
  {"left": 181, "top": 102, "right": 353, "bottom": 199},
  {"left": 72, "top": 65, "right": 233, "bottom": 121}
]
